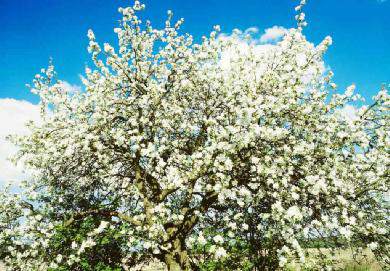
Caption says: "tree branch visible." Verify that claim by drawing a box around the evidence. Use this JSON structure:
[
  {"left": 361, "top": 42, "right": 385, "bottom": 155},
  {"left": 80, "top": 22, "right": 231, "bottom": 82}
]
[{"left": 63, "top": 209, "right": 141, "bottom": 227}]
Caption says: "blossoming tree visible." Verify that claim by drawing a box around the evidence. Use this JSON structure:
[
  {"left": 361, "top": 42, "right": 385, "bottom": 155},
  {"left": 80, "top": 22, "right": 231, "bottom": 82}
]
[{"left": 0, "top": 0, "right": 389, "bottom": 270}]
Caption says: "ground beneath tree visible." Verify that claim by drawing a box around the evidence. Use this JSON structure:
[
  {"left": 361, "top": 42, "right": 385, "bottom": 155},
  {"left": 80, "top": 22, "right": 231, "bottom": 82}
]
[{"left": 0, "top": 261, "right": 166, "bottom": 271}]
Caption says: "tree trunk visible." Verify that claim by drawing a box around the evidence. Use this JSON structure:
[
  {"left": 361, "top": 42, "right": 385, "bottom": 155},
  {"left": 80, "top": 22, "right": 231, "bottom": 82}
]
[{"left": 164, "top": 238, "right": 192, "bottom": 271}]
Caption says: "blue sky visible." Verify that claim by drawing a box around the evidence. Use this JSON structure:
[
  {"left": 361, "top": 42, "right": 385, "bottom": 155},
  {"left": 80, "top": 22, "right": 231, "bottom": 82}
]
[
  {"left": 0, "top": 0, "right": 389, "bottom": 103},
  {"left": 0, "top": 0, "right": 389, "bottom": 183}
]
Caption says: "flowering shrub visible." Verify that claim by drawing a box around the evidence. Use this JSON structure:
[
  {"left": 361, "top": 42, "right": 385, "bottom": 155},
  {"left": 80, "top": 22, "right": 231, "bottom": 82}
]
[{"left": 0, "top": 0, "right": 389, "bottom": 270}]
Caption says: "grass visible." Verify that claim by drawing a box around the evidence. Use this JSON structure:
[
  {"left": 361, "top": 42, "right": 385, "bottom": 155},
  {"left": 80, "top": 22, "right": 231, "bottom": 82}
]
[
  {"left": 343, "top": 263, "right": 380, "bottom": 271},
  {"left": 134, "top": 248, "right": 383, "bottom": 271},
  {"left": 287, "top": 248, "right": 382, "bottom": 271}
]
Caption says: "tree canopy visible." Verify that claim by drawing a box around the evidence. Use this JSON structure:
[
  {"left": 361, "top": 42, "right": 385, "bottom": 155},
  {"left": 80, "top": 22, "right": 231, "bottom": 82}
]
[{"left": 0, "top": 0, "right": 389, "bottom": 270}]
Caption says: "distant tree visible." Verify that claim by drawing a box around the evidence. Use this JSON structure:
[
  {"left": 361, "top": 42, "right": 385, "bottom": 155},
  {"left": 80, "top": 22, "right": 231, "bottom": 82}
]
[{"left": 0, "top": 0, "right": 388, "bottom": 270}]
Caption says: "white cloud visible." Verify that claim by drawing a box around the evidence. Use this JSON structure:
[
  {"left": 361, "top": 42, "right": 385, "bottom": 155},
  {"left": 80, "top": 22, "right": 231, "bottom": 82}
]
[
  {"left": 243, "top": 27, "right": 259, "bottom": 35},
  {"left": 217, "top": 26, "right": 326, "bottom": 88},
  {"left": 58, "top": 81, "right": 82, "bottom": 93},
  {"left": 336, "top": 104, "right": 359, "bottom": 122},
  {"left": 259, "top": 26, "right": 288, "bottom": 43},
  {"left": 218, "top": 27, "right": 277, "bottom": 72},
  {"left": 32, "top": 81, "right": 82, "bottom": 95},
  {"left": 0, "top": 98, "right": 41, "bottom": 185}
]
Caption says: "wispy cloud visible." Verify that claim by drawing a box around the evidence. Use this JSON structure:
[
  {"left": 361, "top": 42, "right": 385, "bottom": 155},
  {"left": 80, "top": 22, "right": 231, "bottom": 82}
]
[{"left": 0, "top": 99, "right": 41, "bottom": 185}]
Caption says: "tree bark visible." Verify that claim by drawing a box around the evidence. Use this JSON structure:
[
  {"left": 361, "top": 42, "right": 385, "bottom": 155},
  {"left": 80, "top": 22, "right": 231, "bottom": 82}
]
[{"left": 164, "top": 238, "right": 192, "bottom": 271}]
